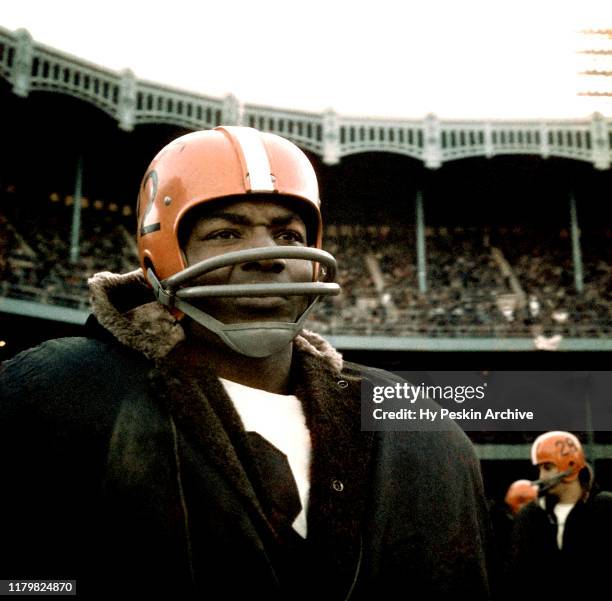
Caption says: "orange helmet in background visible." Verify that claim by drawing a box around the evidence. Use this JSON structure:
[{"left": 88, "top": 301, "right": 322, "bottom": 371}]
[
  {"left": 530, "top": 431, "right": 586, "bottom": 483},
  {"left": 137, "top": 126, "right": 322, "bottom": 281},
  {"left": 504, "top": 479, "right": 538, "bottom": 514}
]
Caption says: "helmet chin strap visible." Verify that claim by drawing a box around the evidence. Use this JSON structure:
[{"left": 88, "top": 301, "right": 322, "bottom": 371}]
[
  {"left": 146, "top": 247, "right": 340, "bottom": 358},
  {"left": 173, "top": 296, "right": 320, "bottom": 358}
]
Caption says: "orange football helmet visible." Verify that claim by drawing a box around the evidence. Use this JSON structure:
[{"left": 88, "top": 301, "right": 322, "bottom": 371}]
[
  {"left": 137, "top": 126, "right": 323, "bottom": 281},
  {"left": 531, "top": 431, "right": 586, "bottom": 483}
]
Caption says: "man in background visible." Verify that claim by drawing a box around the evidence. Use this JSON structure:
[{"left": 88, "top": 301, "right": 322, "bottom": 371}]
[{"left": 508, "top": 430, "right": 612, "bottom": 596}]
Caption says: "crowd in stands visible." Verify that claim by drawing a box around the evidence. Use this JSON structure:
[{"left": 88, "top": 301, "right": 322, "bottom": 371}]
[
  {"left": 309, "top": 224, "right": 611, "bottom": 340},
  {"left": 1, "top": 189, "right": 610, "bottom": 340},
  {"left": 499, "top": 228, "right": 612, "bottom": 339},
  {"left": 1, "top": 190, "right": 138, "bottom": 311}
]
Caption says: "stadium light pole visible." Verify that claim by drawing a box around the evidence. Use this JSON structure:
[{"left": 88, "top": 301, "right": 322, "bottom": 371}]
[
  {"left": 415, "top": 190, "right": 427, "bottom": 293},
  {"left": 569, "top": 193, "right": 584, "bottom": 294},
  {"left": 69, "top": 155, "right": 83, "bottom": 264}
]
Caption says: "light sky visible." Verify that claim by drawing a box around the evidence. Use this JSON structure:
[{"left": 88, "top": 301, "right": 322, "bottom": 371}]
[{"left": 2, "top": 0, "right": 612, "bottom": 119}]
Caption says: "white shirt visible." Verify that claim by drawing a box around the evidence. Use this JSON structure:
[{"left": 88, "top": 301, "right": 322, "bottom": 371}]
[
  {"left": 219, "top": 378, "right": 312, "bottom": 538},
  {"left": 553, "top": 503, "right": 574, "bottom": 549}
]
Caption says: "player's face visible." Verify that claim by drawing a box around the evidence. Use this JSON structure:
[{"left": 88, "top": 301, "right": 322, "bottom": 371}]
[
  {"left": 538, "top": 462, "right": 562, "bottom": 492},
  {"left": 182, "top": 199, "right": 312, "bottom": 324}
]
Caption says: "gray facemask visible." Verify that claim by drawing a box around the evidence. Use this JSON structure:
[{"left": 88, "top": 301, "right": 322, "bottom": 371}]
[
  {"left": 532, "top": 468, "right": 574, "bottom": 495},
  {"left": 147, "top": 247, "right": 341, "bottom": 357}
]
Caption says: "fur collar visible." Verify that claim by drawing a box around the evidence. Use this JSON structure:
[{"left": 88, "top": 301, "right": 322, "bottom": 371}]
[{"left": 88, "top": 269, "right": 343, "bottom": 373}]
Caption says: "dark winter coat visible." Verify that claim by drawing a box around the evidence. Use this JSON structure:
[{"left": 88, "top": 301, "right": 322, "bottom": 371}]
[
  {"left": 0, "top": 269, "right": 492, "bottom": 600},
  {"left": 507, "top": 490, "right": 612, "bottom": 596}
]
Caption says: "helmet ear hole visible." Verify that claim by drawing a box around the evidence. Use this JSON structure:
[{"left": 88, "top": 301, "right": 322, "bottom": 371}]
[{"left": 143, "top": 257, "right": 154, "bottom": 278}]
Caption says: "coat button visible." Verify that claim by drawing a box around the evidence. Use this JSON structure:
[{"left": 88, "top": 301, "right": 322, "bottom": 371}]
[
  {"left": 332, "top": 479, "right": 345, "bottom": 492},
  {"left": 337, "top": 380, "right": 348, "bottom": 388}
]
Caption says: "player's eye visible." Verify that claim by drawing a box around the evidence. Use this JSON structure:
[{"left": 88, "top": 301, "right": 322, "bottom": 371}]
[
  {"left": 277, "top": 230, "right": 305, "bottom": 243},
  {"left": 203, "top": 229, "right": 241, "bottom": 240}
]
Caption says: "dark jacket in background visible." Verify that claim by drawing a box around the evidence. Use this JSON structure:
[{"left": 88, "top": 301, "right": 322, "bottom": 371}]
[{"left": 507, "top": 489, "right": 612, "bottom": 596}]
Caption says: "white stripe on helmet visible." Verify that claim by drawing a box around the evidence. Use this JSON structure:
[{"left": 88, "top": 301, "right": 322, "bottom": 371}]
[{"left": 223, "top": 126, "right": 275, "bottom": 193}]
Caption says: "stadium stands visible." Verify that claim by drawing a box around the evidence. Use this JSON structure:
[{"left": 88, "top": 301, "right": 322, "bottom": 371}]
[
  {"left": 2, "top": 188, "right": 609, "bottom": 340},
  {"left": 308, "top": 223, "right": 611, "bottom": 338},
  {"left": 1, "top": 188, "right": 138, "bottom": 310}
]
